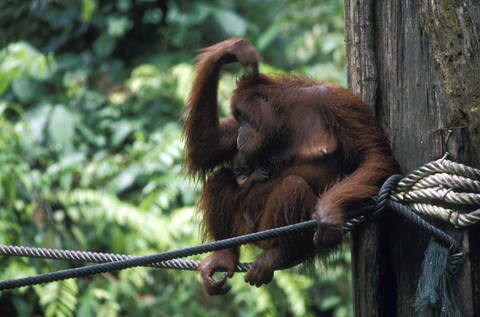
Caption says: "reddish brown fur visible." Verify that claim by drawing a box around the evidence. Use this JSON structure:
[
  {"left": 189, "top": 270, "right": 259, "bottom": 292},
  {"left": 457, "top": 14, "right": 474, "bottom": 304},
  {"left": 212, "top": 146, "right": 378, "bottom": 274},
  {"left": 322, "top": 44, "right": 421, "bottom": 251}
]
[{"left": 182, "top": 38, "right": 399, "bottom": 295}]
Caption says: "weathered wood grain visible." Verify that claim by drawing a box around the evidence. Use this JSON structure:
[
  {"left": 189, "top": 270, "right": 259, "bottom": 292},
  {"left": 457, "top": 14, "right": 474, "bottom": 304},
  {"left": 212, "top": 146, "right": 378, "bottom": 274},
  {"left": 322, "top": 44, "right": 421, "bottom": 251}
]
[{"left": 345, "top": 0, "right": 480, "bottom": 316}]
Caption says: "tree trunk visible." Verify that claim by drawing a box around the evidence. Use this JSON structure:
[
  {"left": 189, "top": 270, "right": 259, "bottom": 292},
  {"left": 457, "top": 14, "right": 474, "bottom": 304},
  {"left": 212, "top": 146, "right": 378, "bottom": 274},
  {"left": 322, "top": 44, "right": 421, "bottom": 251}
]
[{"left": 345, "top": 1, "right": 480, "bottom": 316}]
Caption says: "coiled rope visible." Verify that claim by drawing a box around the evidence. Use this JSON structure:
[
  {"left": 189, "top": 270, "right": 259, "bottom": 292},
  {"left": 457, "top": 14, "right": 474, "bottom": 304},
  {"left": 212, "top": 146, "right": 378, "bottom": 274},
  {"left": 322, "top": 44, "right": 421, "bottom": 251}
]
[
  {"left": 391, "top": 155, "right": 480, "bottom": 227},
  {"left": 0, "top": 156, "right": 478, "bottom": 291}
]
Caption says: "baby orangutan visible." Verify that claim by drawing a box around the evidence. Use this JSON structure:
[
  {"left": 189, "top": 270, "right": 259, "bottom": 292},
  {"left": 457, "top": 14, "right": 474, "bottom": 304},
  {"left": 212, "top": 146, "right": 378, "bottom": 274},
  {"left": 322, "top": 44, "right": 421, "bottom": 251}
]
[{"left": 232, "top": 152, "right": 270, "bottom": 233}]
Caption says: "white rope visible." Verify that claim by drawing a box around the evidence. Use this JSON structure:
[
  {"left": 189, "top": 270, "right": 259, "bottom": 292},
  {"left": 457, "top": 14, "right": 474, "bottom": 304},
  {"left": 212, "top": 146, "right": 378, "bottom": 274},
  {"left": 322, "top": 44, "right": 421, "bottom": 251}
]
[
  {"left": 392, "top": 155, "right": 480, "bottom": 227},
  {"left": 411, "top": 173, "right": 480, "bottom": 192}
]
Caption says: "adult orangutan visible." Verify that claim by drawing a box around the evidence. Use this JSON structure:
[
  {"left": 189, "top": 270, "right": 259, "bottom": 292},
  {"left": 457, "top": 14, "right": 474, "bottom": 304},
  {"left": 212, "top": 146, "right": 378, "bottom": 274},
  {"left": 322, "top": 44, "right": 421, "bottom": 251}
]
[{"left": 182, "top": 38, "right": 398, "bottom": 295}]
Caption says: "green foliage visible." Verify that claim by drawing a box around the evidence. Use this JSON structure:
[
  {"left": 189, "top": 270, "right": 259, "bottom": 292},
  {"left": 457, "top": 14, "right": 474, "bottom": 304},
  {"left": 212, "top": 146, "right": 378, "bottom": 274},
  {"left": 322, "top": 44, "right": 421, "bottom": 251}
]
[
  {"left": 36, "top": 280, "right": 79, "bottom": 317},
  {"left": 0, "top": 0, "right": 351, "bottom": 316},
  {"left": 0, "top": 42, "right": 56, "bottom": 97}
]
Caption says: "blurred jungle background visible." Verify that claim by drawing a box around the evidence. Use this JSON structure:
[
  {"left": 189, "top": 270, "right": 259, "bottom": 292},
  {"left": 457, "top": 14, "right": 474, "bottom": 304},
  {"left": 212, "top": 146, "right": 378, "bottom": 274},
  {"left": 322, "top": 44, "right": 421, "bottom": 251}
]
[{"left": 0, "top": 0, "right": 349, "bottom": 316}]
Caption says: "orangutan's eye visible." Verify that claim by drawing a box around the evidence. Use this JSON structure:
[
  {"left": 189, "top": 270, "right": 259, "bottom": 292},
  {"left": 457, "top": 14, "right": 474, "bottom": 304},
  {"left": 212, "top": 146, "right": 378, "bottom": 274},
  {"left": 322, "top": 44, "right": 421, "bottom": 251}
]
[{"left": 254, "top": 92, "right": 270, "bottom": 102}]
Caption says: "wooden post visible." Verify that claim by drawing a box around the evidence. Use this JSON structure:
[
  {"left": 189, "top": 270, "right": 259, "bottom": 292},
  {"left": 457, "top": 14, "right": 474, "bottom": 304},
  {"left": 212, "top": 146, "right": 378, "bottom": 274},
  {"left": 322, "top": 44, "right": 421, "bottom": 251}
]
[{"left": 345, "top": 1, "right": 480, "bottom": 316}]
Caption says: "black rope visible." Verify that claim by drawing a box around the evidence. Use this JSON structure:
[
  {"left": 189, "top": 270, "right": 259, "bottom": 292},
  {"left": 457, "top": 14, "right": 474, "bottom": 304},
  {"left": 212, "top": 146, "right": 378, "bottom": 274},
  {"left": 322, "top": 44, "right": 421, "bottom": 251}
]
[
  {"left": 0, "top": 174, "right": 463, "bottom": 291},
  {"left": 386, "top": 200, "right": 460, "bottom": 253}
]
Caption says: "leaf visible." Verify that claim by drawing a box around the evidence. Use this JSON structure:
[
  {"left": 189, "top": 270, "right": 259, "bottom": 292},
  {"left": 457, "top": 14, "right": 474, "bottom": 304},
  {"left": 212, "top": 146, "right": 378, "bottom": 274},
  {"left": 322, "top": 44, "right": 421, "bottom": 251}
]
[
  {"left": 47, "top": 152, "right": 85, "bottom": 175},
  {"left": 37, "top": 280, "right": 78, "bottom": 317},
  {"left": 93, "top": 33, "right": 116, "bottom": 59},
  {"left": 117, "top": 0, "right": 132, "bottom": 12},
  {"left": 143, "top": 8, "right": 163, "bottom": 23},
  {"left": 113, "top": 165, "right": 142, "bottom": 193},
  {"left": 0, "top": 101, "right": 6, "bottom": 115},
  {"left": 320, "top": 294, "right": 342, "bottom": 310},
  {"left": 0, "top": 72, "right": 10, "bottom": 96},
  {"left": 0, "top": 42, "right": 56, "bottom": 84},
  {"left": 81, "top": 0, "right": 96, "bottom": 22},
  {"left": 11, "top": 76, "right": 36, "bottom": 103},
  {"left": 76, "top": 294, "right": 98, "bottom": 317},
  {"left": 257, "top": 25, "right": 281, "bottom": 51},
  {"left": 48, "top": 105, "right": 75, "bottom": 153},
  {"left": 110, "top": 120, "right": 133, "bottom": 147},
  {"left": 111, "top": 226, "right": 126, "bottom": 253},
  {"left": 71, "top": 226, "right": 87, "bottom": 248},
  {"left": 24, "top": 103, "right": 52, "bottom": 143},
  {"left": 1, "top": 172, "right": 16, "bottom": 211},
  {"left": 212, "top": 8, "right": 247, "bottom": 36},
  {"left": 321, "top": 34, "right": 342, "bottom": 54},
  {"left": 29, "top": 53, "right": 56, "bottom": 80},
  {"left": 98, "top": 301, "right": 119, "bottom": 317},
  {"left": 107, "top": 15, "right": 133, "bottom": 38},
  {"left": 76, "top": 122, "right": 106, "bottom": 147}
]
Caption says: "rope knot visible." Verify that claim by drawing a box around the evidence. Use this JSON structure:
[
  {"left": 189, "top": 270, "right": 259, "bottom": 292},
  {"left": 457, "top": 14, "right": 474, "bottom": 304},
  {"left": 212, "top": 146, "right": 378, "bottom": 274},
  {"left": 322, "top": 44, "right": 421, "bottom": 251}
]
[{"left": 369, "top": 174, "right": 403, "bottom": 220}]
